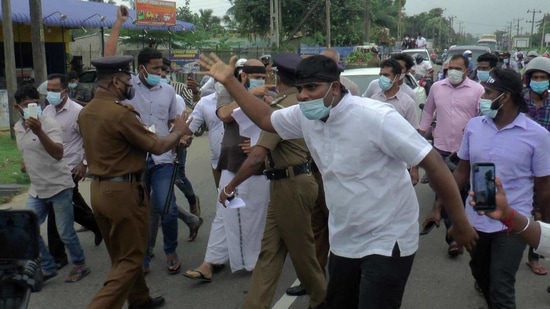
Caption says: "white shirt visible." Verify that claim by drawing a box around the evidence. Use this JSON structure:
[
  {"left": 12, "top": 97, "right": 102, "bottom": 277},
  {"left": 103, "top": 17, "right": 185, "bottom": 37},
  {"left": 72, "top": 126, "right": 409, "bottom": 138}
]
[
  {"left": 412, "top": 61, "right": 432, "bottom": 77},
  {"left": 416, "top": 36, "right": 427, "bottom": 48},
  {"left": 536, "top": 222, "right": 550, "bottom": 256},
  {"left": 363, "top": 79, "right": 417, "bottom": 103},
  {"left": 369, "top": 89, "right": 419, "bottom": 129},
  {"left": 189, "top": 93, "right": 224, "bottom": 168},
  {"left": 271, "top": 93, "right": 432, "bottom": 258}
]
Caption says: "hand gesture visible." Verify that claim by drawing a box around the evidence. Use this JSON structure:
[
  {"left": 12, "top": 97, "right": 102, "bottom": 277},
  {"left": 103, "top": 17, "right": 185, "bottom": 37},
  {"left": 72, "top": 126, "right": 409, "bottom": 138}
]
[
  {"left": 180, "top": 135, "right": 193, "bottom": 148},
  {"left": 186, "top": 77, "right": 199, "bottom": 93},
  {"left": 25, "top": 117, "right": 42, "bottom": 135},
  {"left": 172, "top": 111, "right": 191, "bottom": 136},
  {"left": 238, "top": 139, "right": 252, "bottom": 154},
  {"left": 249, "top": 84, "right": 276, "bottom": 97},
  {"left": 198, "top": 53, "right": 236, "bottom": 84},
  {"left": 117, "top": 5, "right": 130, "bottom": 23},
  {"left": 72, "top": 162, "right": 87, "bottom": 182}
]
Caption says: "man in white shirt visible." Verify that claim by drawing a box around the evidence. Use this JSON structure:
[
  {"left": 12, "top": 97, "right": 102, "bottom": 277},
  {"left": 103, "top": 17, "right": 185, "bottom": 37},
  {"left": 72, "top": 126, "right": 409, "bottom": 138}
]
[
  {"left": 198, "top": 53, "right": 478, "bottom": 309},
  {"left": 415, "top": 33, "right": 427, "bottom": 49}
]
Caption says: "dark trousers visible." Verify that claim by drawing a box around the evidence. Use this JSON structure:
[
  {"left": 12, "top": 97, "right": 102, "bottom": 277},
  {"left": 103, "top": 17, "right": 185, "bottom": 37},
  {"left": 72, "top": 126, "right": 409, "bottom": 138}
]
[
  {"left": 174, "top": 148, "right": 196, "bottom": 207},
  {"left": 326, "top": 244, "right": 415, "bottom": 309},
  {"left": 469, "top": 231, "right": 525, "bottom": 309},
  {"left": 311, "top": 172, "right": 330, "bottom": 273},
  {"left": 47, "top": 181, "right": 100, "bottom": 262}
]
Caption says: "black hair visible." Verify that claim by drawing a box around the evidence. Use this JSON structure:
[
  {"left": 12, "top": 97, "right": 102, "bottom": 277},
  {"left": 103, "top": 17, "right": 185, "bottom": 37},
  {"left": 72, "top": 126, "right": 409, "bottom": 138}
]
[
  {"left": 503, "top": 52, "right": 511, "bottom": 58},
  {"left": 477, "top": 53, "right": 498, "bottom": 68},
  {"left": 67, "top": 71, "right": 79, "bottom": 80},
  {"left": 491, "top": 68, "right": 527, "bottom": 112},
  {"left": 137, "top": 47, "right": 163, "bottom": 66},
  {"left": 296, "top": 55, "right": 347, "bottom": 93},
  {"left": 162, "top": 57, "right": 171, "bottom": 67},
  {"left": 47, "top": 73, "right": 69, "bottom": 89},
  {"left": 380, "top": 58, "right": 402, "bottom": 76},
  {"left": 14, "top": 84, "right": 40, "bottom": 104},
  {"left": 449, "top": 55, "right": 469, "bottom": 69},
  {"left": 391, "top": 53, "right": 415, "bottom": 70}
]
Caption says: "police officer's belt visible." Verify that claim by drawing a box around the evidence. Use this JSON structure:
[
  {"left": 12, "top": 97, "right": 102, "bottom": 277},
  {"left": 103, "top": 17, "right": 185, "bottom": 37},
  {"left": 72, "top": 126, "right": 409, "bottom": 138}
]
[
  {"left": 93, "top": 173, "right": 139, "bottom": 182},
  {"left": 263, "top": 162, "right": 312, "bottom": 180}
]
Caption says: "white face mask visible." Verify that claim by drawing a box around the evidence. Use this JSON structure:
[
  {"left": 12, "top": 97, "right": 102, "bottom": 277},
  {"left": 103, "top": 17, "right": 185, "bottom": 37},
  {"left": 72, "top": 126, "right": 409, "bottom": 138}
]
[{"left": 447, "top": 69, "right": 464, "bottom": 85}]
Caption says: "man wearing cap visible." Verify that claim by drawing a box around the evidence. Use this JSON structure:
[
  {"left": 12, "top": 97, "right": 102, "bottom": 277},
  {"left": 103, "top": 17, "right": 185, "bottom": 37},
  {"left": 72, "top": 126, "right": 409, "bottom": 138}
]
[
  {"left": 79, "top": 54, "right": 190, "bottom": 309},
  {"left": 523, "top": 56, "right": 550, "bottom": 276},
  {"left": 219, "top": 53, "right": 326, "bottom": 309},
  {"left": 451, "top": 68, "right": 550, "bottom": 308},
  {"left": 199, "top": 53, "right": 477, "bottom": 309},
  {"left": 106, "top": 9, "right": 187, "bottom": 275},
  {"left": 183, "top": 58, "right": 271, "bottom": 282},
  {"left": 420, "top": 54, "right": 483, "bottom": 257}
]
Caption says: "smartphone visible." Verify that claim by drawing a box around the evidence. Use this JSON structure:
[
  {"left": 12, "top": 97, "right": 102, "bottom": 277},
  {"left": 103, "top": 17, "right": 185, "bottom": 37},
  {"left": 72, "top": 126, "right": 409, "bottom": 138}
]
[
  {"left": 187, "top": 72, "right": 195, "bottom": 80},
  {"left": 472, "top": 163, "right": 496, "bottom": 212},
  {"left": 420, "top": 221, "right": 436, "bottom": 235},
  {"left": 0, "top": 210, "right": 40, "bottom": 260},
  {"left": 120, "top": 6, "right": 129, "bottom": 17},
  {"left": 27, "top": 103, "right": 38, "bottom": 119}
]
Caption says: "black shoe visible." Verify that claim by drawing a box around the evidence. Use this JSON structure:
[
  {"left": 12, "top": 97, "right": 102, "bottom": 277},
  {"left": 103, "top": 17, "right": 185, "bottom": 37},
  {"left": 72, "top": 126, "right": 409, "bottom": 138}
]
[
  {"left": 128, "top": 296, "right": 165, "bottom": 309},
  {"left": 286, "top": 284, "right": 308, "bottom": 296},
  {"left": 94, "top": 232, "right": 103, "bottom": 246},
  {"left": 55, "top": 258, "right": 68, "bottom": 270}
]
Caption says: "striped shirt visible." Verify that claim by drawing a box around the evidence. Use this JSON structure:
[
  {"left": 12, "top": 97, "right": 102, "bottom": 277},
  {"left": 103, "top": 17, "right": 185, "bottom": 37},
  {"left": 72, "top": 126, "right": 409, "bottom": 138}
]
[{"left": 525, "top": 91, "right": 550, "bottom": 131}]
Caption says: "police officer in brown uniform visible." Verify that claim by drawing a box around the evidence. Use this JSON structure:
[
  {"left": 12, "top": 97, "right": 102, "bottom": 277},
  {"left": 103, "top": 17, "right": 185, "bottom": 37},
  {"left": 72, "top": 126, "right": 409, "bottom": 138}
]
[
  {"left": 220, "top": 53, "right": 327, "bottom": 309},
  {"left": 78, "top": 55, "right": 189, "bottom": 309},
  {"left": 261, "top": 54, "right": 277, "bottom": 85}
]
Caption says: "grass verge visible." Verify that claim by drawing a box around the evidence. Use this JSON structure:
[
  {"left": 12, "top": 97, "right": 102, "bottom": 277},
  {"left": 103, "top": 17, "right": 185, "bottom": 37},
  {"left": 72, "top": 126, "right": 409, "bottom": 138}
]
[{"left": 0, "top": 130, "right": 29, "bottom": 203}]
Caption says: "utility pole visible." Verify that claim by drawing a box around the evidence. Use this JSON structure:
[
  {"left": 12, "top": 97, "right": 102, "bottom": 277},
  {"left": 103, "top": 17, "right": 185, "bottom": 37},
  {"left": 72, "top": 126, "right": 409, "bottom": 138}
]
[
  {"left": 325, "top": 0, "right": 331, "bottom": 47},
  {"left": 527, "top": 9, "right": 542, "bottom": 40},
  {"left": 542, "top": 14, "right": 547, "bottom": 50},
  {"left": 508, "top": 21, "right": 513, "bottom": 46},
  {"left": 397, "top": 0, "right": 402, "bottom": 41},
  {"left": 513, "top": 18, "right": 524, "bottom": 36},
  {"left": 274, "top": 0, "right": 280, "bottom": 48},
  {"left": 269, "top": 0, "right": 274, "bottom": 46},
  {"left": 363, "top": 0, "right": 371, "bottom": 43},
  {"left": 2, "top": 0, "right": 18, "bottom": 139},
  {"left": 448, "top": 15, "right": 456, "bottom": 43},
  {"left": 29, "top": 0, "right": 48, "bottom": 87}
]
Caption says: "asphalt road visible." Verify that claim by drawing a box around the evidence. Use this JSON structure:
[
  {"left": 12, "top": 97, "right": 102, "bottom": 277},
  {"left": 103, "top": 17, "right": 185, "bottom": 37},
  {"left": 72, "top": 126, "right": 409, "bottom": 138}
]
[{"left": 4, "top": 132, "right": 550, "bottom": 309}]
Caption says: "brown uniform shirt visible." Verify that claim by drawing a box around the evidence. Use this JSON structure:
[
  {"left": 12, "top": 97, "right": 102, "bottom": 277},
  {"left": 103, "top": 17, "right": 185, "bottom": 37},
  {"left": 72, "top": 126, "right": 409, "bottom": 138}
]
[
  {"left": 78, "top": 91, "right": 158, "bottom": 177},
  {"left": 256, "top": 87, "right": 310, "bottom": 170}
]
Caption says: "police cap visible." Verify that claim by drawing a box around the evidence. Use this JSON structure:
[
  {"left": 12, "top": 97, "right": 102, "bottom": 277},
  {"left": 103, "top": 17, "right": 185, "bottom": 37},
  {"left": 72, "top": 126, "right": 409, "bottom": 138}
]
[
  {"left": 91, "top": 55, "right": 133, "bottom": 75},
  {"left": 272, "top": 53, "right": 302, "bottom": 85}
]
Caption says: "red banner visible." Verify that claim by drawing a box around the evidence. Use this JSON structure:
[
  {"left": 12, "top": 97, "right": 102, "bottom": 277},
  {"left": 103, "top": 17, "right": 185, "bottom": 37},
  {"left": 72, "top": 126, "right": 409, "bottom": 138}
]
[{"left": 135, "top": 0, "right": 177, "bottom": 26}]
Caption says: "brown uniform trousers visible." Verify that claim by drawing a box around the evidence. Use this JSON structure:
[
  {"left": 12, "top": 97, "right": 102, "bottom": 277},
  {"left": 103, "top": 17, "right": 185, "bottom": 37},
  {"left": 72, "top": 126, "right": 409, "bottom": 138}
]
[
  {"left": 243, "top": 88, "right": 326, "bottom": 308},
  {"left": 311, "top": 170, "right": 330, "bottom": 273},
  {"left": 79, "top": 91, "right": 158, "bottom": 309}
]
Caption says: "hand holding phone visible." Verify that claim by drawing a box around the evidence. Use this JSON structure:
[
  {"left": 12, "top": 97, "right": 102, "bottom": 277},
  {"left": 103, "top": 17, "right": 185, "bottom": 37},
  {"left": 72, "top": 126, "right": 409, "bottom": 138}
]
[
  {"left": 420, "top": 220, "right": 437, "bottom": 235},
  {"left": 472, "top": 163, "right": 496, "bottom": 212},
  {"left": 120, "top": 6, "right": 129, "bottom": 17}
]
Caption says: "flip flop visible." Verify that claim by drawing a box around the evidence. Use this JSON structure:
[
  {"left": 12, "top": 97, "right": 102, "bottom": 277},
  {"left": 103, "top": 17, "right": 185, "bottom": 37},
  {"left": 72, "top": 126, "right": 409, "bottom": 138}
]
[
  {"left": 182, "top": 270, "right": 212, "bottom": 282},
  {"left": 65, "top": 266, "right": 91, "bottom": 283},
  {"left": 188, "top": 218, "right": 203, "bottom": 242},
  {"left": 526, "top": 261, "right": 548, "bottom": 275},
  {"left": 167, "top": 255, "right": 181, "bottom": 275}
]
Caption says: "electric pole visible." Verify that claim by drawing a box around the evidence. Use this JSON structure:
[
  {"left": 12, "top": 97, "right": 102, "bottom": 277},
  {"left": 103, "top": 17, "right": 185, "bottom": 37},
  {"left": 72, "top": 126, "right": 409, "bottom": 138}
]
[
  {"left": 29, "top": 0, "right": 48, "bottom": 87},
  {"left": 274, "top": 0, "right": 280, "bottom": 48},
  {"left": 269, "top": 0, "right": 274, "bottom": 46},
  {"left": 326, "top": 0, "right": 331, "bottom": 47},
  {"left": 542, "top": 14, "right": 548, "bottom": 50},
  {"left": 448, "top": 15, "right": 456, "bottom": 43},
  {"left": 513, "top": 18, "right": 524, "bottom": 36},
  {"left": 2, "top": 0, "right": 18, "bottom": 139},
  {"left": 397, "top": 0, "right": 402, "bottom": 41},
  {"left": 527, "top": 9, "right": 542, "bottom": 40}
]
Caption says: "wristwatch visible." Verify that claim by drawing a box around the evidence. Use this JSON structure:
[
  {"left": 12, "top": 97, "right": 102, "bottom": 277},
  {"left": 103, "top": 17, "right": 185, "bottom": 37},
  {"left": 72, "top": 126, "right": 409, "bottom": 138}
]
[{"left": 82, "top": 159, "right": 88, "bottom": 166}]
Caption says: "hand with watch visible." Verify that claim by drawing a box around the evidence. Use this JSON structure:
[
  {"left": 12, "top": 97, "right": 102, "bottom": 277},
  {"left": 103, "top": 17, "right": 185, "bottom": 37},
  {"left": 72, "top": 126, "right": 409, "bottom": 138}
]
[
  {"left": 72, "top": 159, "right": 88, "bottom": 182},
  {"left": 218, "top": 185, "right": 237, "bottom": 207}
]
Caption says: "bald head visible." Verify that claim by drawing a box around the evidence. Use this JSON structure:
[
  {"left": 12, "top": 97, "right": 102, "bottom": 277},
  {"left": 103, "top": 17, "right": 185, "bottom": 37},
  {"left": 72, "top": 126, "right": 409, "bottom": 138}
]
[
  {"left": 245, "top": 59, "right": 264, "bottom": 67},
  {"left": 321, "top": 49, "right": 340, "bottom": 64}
]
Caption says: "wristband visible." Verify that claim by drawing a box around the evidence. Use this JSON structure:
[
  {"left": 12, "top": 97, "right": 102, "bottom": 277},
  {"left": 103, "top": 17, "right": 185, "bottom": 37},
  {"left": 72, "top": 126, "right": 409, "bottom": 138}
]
[
  {"left": 515, "top": 217, "right": 530, "bottom": 235},
  {"left": 223, "top": 185, "right": 236, "bottom": 198}
]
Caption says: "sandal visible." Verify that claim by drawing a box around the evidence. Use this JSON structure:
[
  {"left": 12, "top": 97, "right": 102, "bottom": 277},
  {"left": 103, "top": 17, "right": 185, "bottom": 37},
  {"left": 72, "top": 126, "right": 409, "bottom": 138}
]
[
  {"left": 188, "top": 218, "right": 203, "bottom": 242},
  {"left": 65, "top": 266, "right": 91, "bottom": 283},
  {"left": 182, "top": 270, "right": 212, "bottom": 282},
  {"left": 167, "top": 254, "right": 181, "bottom": 274},
  {"left": 526, "top": 261, "right": 548, "bottom": 275}
]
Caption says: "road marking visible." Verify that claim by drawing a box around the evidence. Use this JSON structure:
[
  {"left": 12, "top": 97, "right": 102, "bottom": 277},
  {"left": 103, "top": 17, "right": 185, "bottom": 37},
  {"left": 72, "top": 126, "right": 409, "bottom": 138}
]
[{"left": 272, "top": 279, "right": 300, "bottom": 309}]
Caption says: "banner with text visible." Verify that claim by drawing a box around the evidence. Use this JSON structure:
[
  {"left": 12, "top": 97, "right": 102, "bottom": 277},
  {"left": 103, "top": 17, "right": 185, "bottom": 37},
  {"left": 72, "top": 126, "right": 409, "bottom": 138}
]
[
  {"left": 135, "top": 0, "right": 176, "bottom": 26},
  {"left": 170, "top": 49, "right": 200, "bottom": 73}
]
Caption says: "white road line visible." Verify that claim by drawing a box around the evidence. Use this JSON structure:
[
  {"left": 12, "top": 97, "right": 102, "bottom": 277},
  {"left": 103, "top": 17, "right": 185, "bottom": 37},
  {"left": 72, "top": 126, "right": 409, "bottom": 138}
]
[{"left": 272, "top": 279, "right": 301, "bottom": 309}]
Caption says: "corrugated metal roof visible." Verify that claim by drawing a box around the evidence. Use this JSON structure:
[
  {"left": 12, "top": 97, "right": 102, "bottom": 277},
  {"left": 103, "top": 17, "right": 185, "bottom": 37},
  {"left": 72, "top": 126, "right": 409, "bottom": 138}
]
[{"left": 1, "top": 0, "right": 194, "bottom": 32}]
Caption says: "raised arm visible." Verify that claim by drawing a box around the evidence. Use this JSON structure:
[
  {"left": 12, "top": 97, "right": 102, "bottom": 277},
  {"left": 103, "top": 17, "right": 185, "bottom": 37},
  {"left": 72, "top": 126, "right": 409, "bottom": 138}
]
[
  {"left": 199, "top": 54, "right": 276, "bottom": 133},
  {"left": 104, "top": 5, "right": 129, "bottom": 56}
]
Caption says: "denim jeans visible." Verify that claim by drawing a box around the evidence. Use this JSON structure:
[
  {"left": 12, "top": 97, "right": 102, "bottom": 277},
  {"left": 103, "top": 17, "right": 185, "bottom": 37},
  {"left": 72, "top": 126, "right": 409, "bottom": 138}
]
[
  {"left": 174, "top": 148, "right": 197, "bottom": 207},
  {"left": 143, "top": 157, "right": 178, "bottom": 266},
  {"left": 26, "top": 188, "right": 86, "bottom": 275}
]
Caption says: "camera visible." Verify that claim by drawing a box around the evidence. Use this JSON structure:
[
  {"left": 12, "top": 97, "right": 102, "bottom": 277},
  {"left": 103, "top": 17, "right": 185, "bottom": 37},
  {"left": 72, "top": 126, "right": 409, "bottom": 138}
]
[{"left": 0, "top": 210, "right": 41, "bottom": 309}]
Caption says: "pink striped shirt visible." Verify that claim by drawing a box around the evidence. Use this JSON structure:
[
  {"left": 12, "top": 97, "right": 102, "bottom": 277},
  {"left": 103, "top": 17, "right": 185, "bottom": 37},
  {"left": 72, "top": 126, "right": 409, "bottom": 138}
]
[{"left": 419, "top": 78, "right": 484, "bottom": 153}]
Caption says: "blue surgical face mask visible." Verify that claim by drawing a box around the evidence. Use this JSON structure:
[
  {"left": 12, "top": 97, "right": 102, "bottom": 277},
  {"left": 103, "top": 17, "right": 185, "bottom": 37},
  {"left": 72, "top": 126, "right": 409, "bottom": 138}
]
[
  {"left": 160, "top": 78, "right": 170, "bottom": 84},
  {"left": 47, "top": 91, "right": 64, "bottom": 106},
  {"left": 479, "top": 93, "right": 504, "bottom": 118},
  {"left": 68, "top": 82, "right": 78, "bottom": 89},
  {"left": 142, "top": 66, "right": 161, "bottom": 86},
  {"left": 503, "top": 59, "right": 509, "bottom": 64},
  {"left": 299, "top": 83, "right": 334, "bottom": 120},
  {"left": 378, "top": 75, "right": 394, "bottom": 91},
  {"left": 248, "top": 78, "right": 265, "bottom": 89},
  {"left": 530, "top": 80, "right": 549, "bottom": 94},
  {"left": 477, "top": 70, "right": 490, "bottom": 82},
  {"left": 22, "top": 105, "right": 43, "bottom": 119}
]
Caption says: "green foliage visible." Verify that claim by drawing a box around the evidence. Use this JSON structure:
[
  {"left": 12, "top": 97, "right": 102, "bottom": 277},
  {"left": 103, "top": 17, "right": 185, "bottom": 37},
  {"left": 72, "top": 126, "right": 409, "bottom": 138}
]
[
  {"left": 0, "top": 132, "right": 29, "bottom": 185},
  {"left": 345, "top": 50, "right": 372, "bottom": 64}
]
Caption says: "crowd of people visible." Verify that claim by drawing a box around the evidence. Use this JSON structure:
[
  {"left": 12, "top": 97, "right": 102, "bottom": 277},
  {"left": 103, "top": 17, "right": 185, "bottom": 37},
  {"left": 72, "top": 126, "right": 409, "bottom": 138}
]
[{"left": 10, "top": 4, "right": 550, "bottom": 309}]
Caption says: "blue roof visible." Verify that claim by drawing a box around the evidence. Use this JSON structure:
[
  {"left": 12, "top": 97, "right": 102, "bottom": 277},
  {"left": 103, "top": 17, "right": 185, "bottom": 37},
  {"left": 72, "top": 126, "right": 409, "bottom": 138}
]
[{"left": 2, "top": 0, "right": 194, "bottom": 32}]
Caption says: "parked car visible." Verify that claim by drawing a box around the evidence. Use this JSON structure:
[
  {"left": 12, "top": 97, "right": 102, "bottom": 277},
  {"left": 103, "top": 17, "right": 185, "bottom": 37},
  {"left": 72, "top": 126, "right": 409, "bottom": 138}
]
[
  {"left": 401, "top": 48, "right": 433, "bottom": 65},
  {"left": 341, "top": 67, "right": 427, "bottom": 110},
  {"left": 441, "top": 45, "right": 491, "bottom": 68}
]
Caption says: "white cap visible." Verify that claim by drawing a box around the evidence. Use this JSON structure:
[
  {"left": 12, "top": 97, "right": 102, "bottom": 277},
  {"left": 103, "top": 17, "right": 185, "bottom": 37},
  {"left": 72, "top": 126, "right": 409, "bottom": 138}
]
[{"left": 236, "top": 58, "right": 247, "bottom": 67}]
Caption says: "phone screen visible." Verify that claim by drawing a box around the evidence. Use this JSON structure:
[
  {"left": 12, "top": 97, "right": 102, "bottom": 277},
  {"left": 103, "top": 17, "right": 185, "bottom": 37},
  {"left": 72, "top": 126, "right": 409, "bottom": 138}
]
[
  {"left": 472, "top": 163, "right": 496, "bottom": 212},
  {"left": 0, "top": 210, "right": 40, "bottom": 260}
]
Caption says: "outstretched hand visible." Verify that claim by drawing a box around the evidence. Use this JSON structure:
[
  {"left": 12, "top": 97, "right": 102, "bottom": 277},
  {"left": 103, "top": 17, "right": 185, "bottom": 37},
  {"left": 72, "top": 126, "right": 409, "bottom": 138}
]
[{"left": 198, "top": 53, "right": 237, "bottom": 84}]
